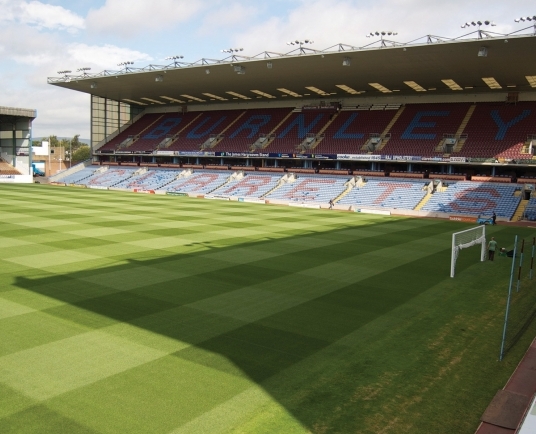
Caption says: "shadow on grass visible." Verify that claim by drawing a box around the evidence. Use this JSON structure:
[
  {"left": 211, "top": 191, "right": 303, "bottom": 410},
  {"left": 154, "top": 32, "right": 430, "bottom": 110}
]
[{"left": 12, "top": 219, "right": 457, "bottom": 432}]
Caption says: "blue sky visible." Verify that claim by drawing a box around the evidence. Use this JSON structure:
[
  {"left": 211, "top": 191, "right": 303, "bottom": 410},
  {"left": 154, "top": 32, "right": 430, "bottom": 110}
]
[{"left": 1, "top": 0, "right": 533, "bottom": 139}]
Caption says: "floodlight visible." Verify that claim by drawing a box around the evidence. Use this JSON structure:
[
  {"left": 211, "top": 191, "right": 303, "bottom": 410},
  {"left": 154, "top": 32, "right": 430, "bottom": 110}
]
[
  {"left": 77, "top": 67, "right": 91, "bottom": 73},
  {"left": 57, "top": 70, "right": 71, "bottom": 75},
  {"left": 221, "top": 48, "right": 244, "bottom": 53},
  {"left": 90, "top": 82, "right": 97, "bottom": 89},
  {"left": 267, "top": 61, "right": 273, "bottom": 69},
  {"left": 286, "top": 40, "right": 314, "bottom": 47},
  {"left": 155, "top": 74, "right": 163, "bottom": 82},
  {"left": 342, "top": 57, "right": 351, "bottom": 66},
  {"left": 205, "top": 68, "right": 210, "bottom": 74}
]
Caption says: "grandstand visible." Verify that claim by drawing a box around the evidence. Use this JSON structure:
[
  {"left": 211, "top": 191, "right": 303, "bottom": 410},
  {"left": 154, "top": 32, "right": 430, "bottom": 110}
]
[
  {"left": 0, "top": 106, "right": 35, "bottom": 182},
  {"left": 45, "top": 31, "right": 536, "bottom": 223}
]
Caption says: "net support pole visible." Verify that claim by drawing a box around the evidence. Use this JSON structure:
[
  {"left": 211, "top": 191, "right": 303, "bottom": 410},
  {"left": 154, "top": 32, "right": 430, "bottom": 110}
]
[
  {"left": 516, "top": 238, "right": 525, "bottom": 292},
  {"left": 481, "top": 230, "right": 487, "bottom": 262},
  {"left": 450, "top": 232, "right": 456, "bottom": 278},
  {"left": 500, "top": 235, "right": 518, "bottom": 361},
  {"left": 530, "top": 237, "right": 535, "bottom": 280}
]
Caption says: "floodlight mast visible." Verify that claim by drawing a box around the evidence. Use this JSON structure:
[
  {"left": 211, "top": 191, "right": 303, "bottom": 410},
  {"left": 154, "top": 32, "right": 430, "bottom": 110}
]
[
  {"left": 461, "top": 20, "right": 496, "bottom": 39},
  {"left": 286, "top": 39, "right": 314, "bottom": 54},
  {"left": 57, "top": 70, "right": 71, "bottom": 76},
  {"left": 366, "top": 31, "right": 398, "bottom": 47},
  {"left": 514, "top": 16, "right": 536, "bottom": 35}
]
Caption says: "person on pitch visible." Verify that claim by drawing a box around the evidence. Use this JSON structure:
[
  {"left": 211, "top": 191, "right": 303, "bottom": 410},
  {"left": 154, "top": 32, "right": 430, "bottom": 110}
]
[
  {"left": 492, "top": 211, "right": 497, "bottom": 225},
  {"left": 329, "top": 199, "right": 334, "bottom": 210},
  {"left": 488, "top": 237, "right": 497, "bottom": 261}
]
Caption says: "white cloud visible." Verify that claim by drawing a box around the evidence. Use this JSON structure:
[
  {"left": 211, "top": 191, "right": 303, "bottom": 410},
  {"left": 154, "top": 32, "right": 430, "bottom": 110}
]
[
  {"left": 67, "top": 43, "right": 152, "bottom": 70},
  {"left": 231, "top": 0, "right": 530, "bottom": 54},
  {"left": 198, "top": 2, "right": 259, "bottom": 36},
  {"left": 86, "top": 0, "right": 206, "bottom": 38},
  {"left": 0, "top": 1, "right": 84, "bottom": 33}
]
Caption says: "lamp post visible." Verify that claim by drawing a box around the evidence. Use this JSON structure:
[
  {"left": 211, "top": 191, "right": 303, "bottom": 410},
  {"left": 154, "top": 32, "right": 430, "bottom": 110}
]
[
  {"left": 461, "top": 20, "right": 496, "bottom": 39},
  {"left": 514, "top": 16, "right": 536, "bottom": 35},
  {"left": 366, "top": 31, "right": 398, "bottom": 47}
]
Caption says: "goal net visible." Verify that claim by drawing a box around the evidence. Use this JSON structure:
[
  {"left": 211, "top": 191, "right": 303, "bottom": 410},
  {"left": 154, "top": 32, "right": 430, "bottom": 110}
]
[{"left": 451, "top": 225, "right": 486, "bottom": 277}]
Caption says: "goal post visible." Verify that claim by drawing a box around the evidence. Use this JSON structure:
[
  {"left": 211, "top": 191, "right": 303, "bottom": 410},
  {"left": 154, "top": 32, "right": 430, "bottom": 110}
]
[{"left": 451, "top": 225, "right": 486, "bottom": 277}]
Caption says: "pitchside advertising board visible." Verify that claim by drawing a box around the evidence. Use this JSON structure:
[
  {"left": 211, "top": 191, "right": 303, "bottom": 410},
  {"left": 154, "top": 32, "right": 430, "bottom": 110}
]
[
  {"left": 96, "top": 149, "right": 467, "bottom": 162},
  {"left": 449, "top": 216, "right": 478, "bottom": 223}
]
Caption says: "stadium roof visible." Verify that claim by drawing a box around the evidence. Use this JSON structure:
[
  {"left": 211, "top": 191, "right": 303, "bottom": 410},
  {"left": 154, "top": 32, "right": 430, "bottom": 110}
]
[
  {"left": 48, "top": 34, "right": 536, "bottom": 107},
  {"left": 0, "top": 106, "right": 37, "bottom": 119}
]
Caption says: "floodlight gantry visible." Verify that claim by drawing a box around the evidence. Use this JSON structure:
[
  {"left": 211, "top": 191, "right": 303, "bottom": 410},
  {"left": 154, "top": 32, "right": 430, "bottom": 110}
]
[
  {"left": 514, "top": 16, "right": 536, "bottom": 35},
  {"left": 366, "top": 31, "right": 399, "bottom": 47},
  {"left": 461, "top": 20, "right": 496, "bottom": 39},
  {"left": 286, "top": 39, "right": 315, "bottom": 54}
]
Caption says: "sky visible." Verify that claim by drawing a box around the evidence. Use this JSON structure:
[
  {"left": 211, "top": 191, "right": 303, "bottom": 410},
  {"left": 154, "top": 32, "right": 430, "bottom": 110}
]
[{"left": 1, "top": 0, "right": 534, "bottom": 140}]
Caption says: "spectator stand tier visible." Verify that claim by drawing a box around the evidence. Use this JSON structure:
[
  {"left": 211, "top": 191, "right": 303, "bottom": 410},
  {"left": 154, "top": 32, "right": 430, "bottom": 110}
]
[
  {"left": 159, "top": 171, "right": 231, "bottom": 194},
  {"left": 338, "top": 179, "right": 429, "bottom": 209},
  {"left": 314, "top": 109, "right": 397, "bottom": 155},
  {"left": 211, "top": 174, "right": 282, "bottom": 198},
  {"left": 265, "top": 175, "right": 348, "bottom": 204},
  {"left": 113, "top": 169, "right": 181, "bottom": 190},
  {"left": 376, "top": 103, "right": 471, "bottom": 157},
  {"left": 458, "top": 102, "right": 536, "bottom": 159},
  {"left": 422, "top": 181, "right": 521, "bottom": 219}
]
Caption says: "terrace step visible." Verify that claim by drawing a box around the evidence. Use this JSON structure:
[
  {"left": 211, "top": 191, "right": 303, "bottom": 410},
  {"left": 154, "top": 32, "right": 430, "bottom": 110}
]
[
  {"left": 309, "top": 112, "right": 340, "bottom": 151},
  {"left": 253, "top": 110, "right": 295, "bottom": 150},
  {"left": 451, "top": 105, "right": 476, "bottom": 153},
  {"left": 375, "top": 106, "right": 405, "bottom": 151},
  {"left": 414, "top": 192, "right": 432, "bottom": 210},
  {"left": 512, "top": 199, "right": 529, "bottom": 221}
]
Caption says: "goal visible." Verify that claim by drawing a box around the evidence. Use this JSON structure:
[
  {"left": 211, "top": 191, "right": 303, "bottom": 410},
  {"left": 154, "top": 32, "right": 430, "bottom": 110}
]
[{"left": 451, "top": 225, "right": 486, "bottom": 277}]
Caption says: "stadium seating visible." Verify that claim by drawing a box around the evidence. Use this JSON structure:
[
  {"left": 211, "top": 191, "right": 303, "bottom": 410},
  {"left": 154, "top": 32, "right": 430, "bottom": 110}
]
[
  {"left": 264, "top": 112, "right": 332, "bottom": 153},
  {"left": 60, "top": 167, "right": 98, "bottom": 184},
  {"left": 524, "top": 198, "right": 536, "bottom": 221},
  {"left": 211, "top": 174, "right": 281, "bottom": 197},
  {"left": 0, "top": 159, "right": 23, "bottom": 175},
  {"left": 313, "top": 110, "right": 396, "bottom": 154},
  {"left": 215, "top": 108, "right": 294, "bottom": 152},
  {"left": 167, "top": 110, "right": 246, "bottom": 151},
  {"left": 265, "top": 176, "right": 347, "bottom": 203},
  {"left": 338, "top": 179, "right": 428, "bottom": 209},
  {"left": 113, "top": 169, "right": 180, "bottom": 190},
  {"left": 422, "top": 181, "right": 521, "bottom": 218},
  {"left": 82, "top": 168, "right": 138, "bottom": 187},
  {"left": 126, "top": 113, "right": 200, "bottom": 152},
  {"left": 458, "top": 102, "right": 536, "bottom": 159},
  {"left": 97, "top": 113, "right": 163, "bottom": 152},
  {"left": 159, "top": 171, "right": 230, "bottom": 193},
  {"left": 377, "top": 103, "right": 471, "bottom": 157}
]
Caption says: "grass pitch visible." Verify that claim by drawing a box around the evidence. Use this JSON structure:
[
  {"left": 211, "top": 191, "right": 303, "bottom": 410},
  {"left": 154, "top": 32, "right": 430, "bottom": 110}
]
[{"left": 1, "top": 184, "right": 536, "bottom": 434}]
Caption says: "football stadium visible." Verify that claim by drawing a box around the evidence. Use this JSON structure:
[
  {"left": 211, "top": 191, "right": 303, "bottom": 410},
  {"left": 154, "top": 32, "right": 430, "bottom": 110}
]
[{"left": 2, "top": 20, "right": 536, "bottom": 434}]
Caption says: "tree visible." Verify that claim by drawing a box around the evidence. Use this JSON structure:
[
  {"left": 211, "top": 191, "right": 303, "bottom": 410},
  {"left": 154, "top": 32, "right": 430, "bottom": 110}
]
[{"left": 72, "top": 145, "right": 91, "bottom": 162}]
